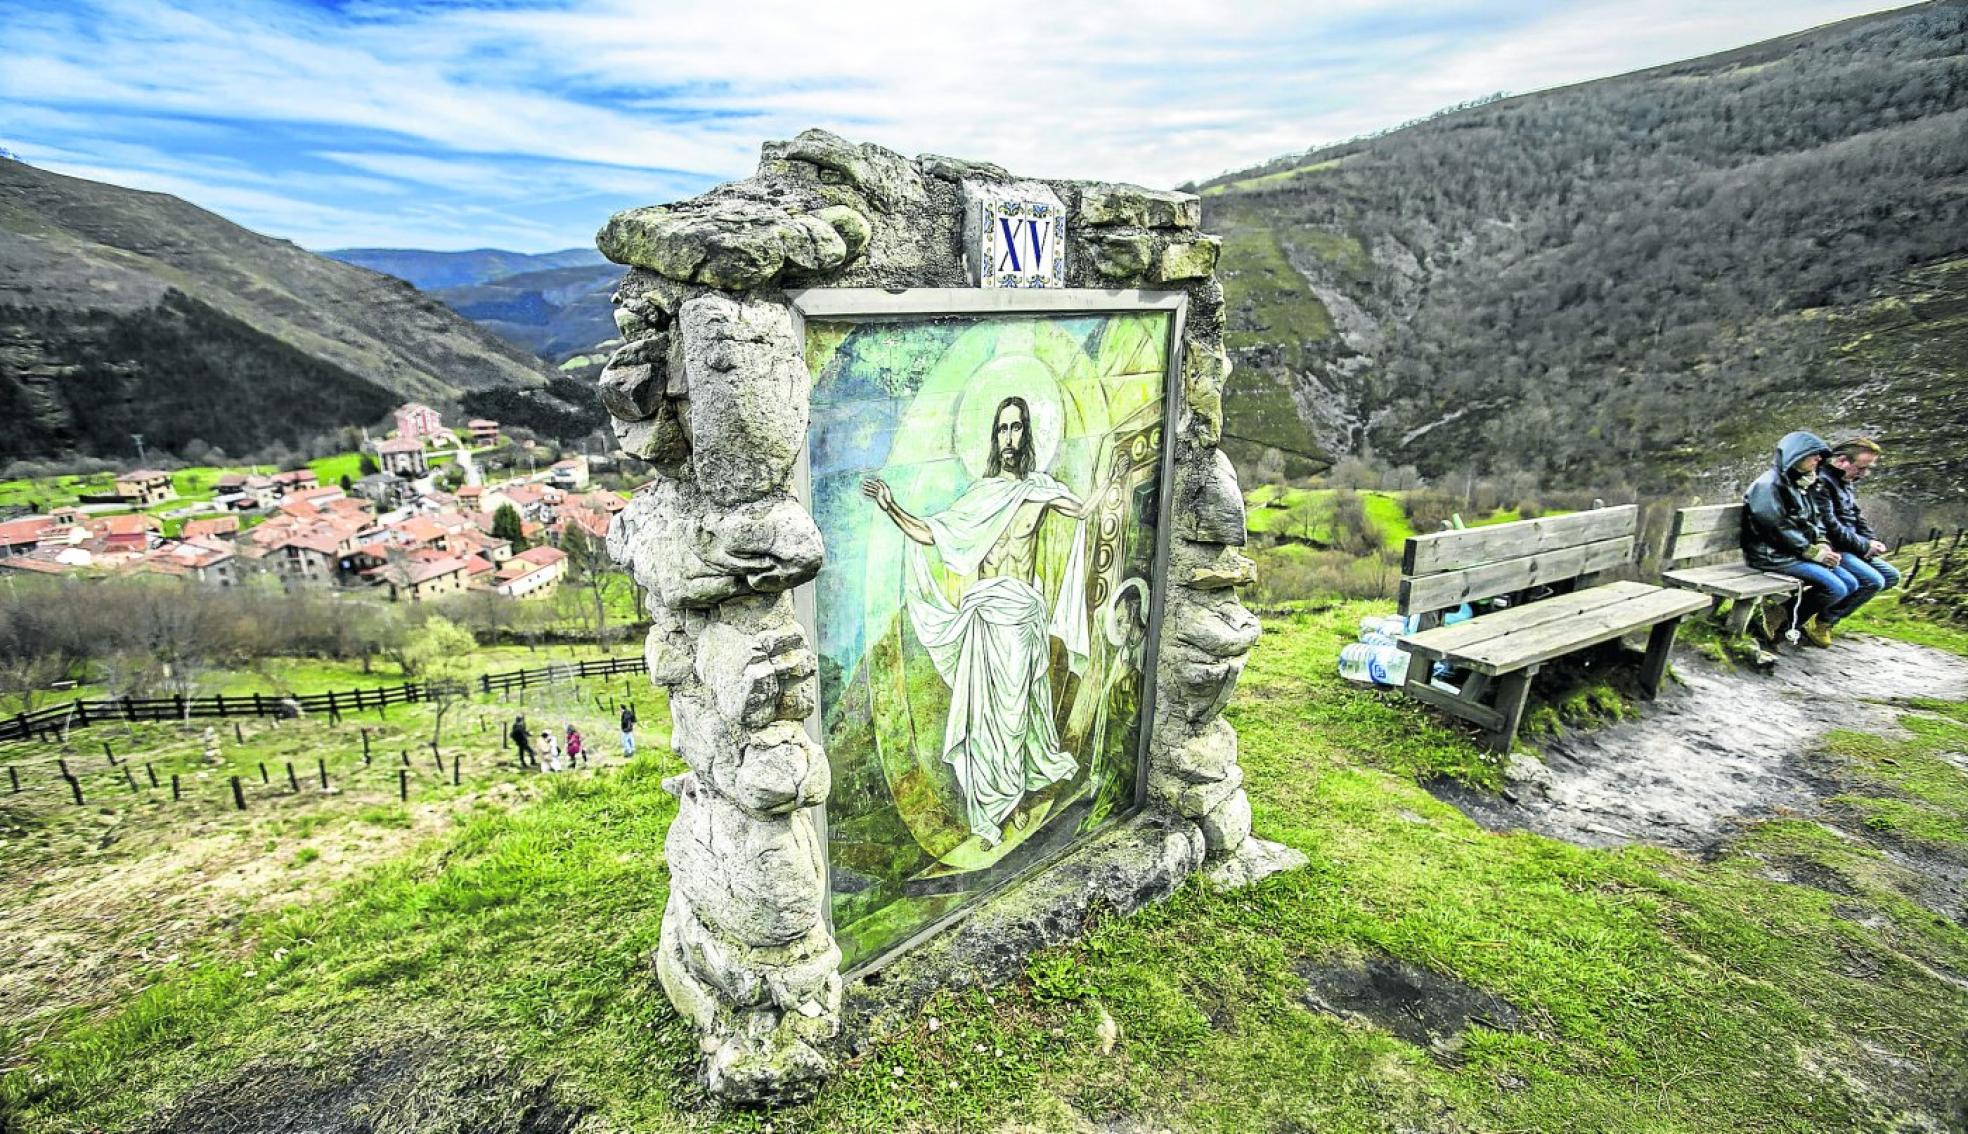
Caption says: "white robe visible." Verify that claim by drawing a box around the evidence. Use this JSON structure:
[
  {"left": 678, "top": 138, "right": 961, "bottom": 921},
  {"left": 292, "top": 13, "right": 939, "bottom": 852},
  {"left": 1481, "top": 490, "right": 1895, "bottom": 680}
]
[{"left": 902, "top": 472, "right": 1092, "bottom": 845}]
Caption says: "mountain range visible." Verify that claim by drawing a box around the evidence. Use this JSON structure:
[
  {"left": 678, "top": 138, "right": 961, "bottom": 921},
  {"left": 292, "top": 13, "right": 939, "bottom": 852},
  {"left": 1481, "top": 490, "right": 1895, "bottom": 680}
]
[
  {"left": 4, "top": 3, "right": 1962, "bottom": 495},
  {"left": 0, "top": 160, "right": 603, "bottom": 465},
  {"left": 1196, "top": 1, "right": 1968, "bottom": 501}
]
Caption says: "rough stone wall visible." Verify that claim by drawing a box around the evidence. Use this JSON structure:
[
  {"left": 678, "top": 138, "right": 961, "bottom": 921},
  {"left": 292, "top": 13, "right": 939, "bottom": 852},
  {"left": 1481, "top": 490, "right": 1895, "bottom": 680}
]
[{"left": 596, "top": 129, "right": 1299, "bottom": 1103}]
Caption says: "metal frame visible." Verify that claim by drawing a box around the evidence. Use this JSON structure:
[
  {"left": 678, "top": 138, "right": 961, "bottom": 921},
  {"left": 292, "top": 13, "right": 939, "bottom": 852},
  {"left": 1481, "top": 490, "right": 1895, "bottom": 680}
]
[{"left": 787, "top": 287, "right": 1188, "bottom": 979}]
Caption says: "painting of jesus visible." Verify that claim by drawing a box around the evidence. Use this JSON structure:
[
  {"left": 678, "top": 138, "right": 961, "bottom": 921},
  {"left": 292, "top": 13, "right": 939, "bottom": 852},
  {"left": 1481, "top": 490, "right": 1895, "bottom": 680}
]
[{"left": 801, "top": 301, "right": 1175, "bottom": 970}]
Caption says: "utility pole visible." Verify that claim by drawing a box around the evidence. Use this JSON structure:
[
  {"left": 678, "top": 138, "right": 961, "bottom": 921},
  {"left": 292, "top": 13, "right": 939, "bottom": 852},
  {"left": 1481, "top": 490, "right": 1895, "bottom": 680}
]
[{"left": 132, "top": 433, "right": 146, "bottom": 465}]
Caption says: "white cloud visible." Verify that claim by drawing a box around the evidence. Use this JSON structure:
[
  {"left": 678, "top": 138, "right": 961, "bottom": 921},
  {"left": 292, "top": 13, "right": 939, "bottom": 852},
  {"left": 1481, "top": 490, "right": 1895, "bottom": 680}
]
[{"left": 0, "top": 0, "right": 1912, "bottom": 248}]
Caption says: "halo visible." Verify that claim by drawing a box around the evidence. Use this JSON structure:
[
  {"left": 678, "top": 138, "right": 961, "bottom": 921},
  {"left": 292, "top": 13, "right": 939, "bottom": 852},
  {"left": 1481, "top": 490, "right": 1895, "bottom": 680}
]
[
  {"left": 953, "top": 354, "right": 1063, "bottom": 480},
  {"left": 1102, "top": 577, "right": 1152, "bottom": 648}
]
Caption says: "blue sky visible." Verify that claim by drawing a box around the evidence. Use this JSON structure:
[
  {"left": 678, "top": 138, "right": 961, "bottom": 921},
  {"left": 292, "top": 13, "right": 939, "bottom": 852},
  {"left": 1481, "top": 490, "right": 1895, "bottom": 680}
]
[{"left": 0, "top": 0, "right": 1908, "bottom": 253}]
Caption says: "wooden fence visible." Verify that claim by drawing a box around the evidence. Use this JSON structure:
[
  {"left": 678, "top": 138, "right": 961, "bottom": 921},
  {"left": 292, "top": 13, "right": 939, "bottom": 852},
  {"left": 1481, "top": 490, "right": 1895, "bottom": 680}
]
[
  {"left": 478, "top": 655, "right": 646, "bottom": 696},
  {"left": 0, "top": 681, "right": 473, "bottom": 743}
]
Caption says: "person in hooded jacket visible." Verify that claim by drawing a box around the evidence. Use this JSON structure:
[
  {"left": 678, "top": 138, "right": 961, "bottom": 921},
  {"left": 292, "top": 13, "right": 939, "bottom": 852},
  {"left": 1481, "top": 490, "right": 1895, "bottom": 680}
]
[
  {"left": 1808, "top": 437, "right": 1900, "bottom": 641},
  {"left": 1741, "top": 430, "right": 1858, "bottom": 648}
]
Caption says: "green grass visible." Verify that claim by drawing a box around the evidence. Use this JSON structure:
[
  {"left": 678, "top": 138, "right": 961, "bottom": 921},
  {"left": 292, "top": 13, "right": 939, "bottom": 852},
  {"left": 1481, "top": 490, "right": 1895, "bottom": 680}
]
[
  {"left": 1821, "top": 706, "right": 1968, "bottom": 853},
  {"left": 4, "top": 603, "right": 1965, "bottom": 1130},
  {"left": 1199, "top": 159, "right": 1345, "bottom": 197},
  {"left": 1844, "top": 592, "right": 1968, "bottom": 656}
]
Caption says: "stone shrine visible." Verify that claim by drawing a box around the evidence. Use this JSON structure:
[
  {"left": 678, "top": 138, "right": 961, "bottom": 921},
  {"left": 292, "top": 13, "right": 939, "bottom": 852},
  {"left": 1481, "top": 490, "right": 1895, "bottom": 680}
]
[{"left": 597, "top": 129, "right": 1302, "bottom": 1103}]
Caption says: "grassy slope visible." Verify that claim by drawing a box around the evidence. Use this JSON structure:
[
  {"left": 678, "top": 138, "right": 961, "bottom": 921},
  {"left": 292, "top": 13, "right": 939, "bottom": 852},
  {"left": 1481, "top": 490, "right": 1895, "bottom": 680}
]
[{"left": 4, "top": 607, "right": 1965, "bottom": 1131}]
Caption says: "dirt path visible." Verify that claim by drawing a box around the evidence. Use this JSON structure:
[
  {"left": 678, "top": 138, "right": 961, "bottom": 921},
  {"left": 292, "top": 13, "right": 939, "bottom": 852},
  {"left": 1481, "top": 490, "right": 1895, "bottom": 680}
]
[{"left": 1432, "top": 633, "right": 1968, "bottom": 860}]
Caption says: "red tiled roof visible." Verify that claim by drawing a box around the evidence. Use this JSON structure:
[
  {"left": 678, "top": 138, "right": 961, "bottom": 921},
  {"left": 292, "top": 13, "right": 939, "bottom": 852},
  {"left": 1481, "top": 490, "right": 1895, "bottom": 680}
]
[
  {"left": 377, "top": 437, "right": 424, "bottom": 454},
  {"left": 513, "top": 545, "right": 567, "bottom": 568},
  {"left": 0, "top": 516, "right": 53, "bottom": 546},
  {"left": 182, "top": 515, "right": 240, "bottom": 539}
]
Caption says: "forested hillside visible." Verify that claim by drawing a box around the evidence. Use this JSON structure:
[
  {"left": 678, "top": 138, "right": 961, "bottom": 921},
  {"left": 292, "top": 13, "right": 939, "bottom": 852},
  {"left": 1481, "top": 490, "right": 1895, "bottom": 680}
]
[
  {"left": 0, "top": 161, "right": 601, "bottom": 464},
  {"left": 1200, "top": 1, "right": 1968, "bottom": 501}
]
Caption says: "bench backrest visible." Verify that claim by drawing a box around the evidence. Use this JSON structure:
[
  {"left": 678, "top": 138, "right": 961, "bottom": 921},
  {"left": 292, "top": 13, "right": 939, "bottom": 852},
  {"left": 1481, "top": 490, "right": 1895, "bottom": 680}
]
[
  {"left": 1664, "top": 504, "right": 1744, "bottom": 565},
  {"left": 1398, "top": 504, "right": 1638, "bottom": 618}
]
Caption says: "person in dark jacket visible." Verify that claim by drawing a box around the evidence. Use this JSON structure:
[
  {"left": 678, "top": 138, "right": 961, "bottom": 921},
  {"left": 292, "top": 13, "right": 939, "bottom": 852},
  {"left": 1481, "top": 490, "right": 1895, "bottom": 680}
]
[
  {"left": 1809, "top": 437, "right": 1900, "bottom": 641},
  {"left": 1742, "top": 430, "right": 1857, "bottom": 647},
  {"left": 510, "top": 714, "right": 536, "bottom": 766}
]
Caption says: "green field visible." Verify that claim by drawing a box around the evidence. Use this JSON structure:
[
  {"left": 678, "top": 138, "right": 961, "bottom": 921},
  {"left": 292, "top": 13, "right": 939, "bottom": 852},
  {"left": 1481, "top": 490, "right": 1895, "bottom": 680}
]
[{"left": 3, "top": 600, "right": 1962, "bottom": 1131}]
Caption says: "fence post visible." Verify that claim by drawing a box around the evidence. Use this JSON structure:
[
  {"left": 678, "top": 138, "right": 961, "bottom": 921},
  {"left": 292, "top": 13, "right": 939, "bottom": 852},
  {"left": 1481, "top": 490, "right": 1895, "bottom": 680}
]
[
  {"left": 452, "top": 756, "right": 461, "bottom": 786},
  {"left": 76, "top": 700, "right": 89, "bottom": 727},
  {"left": 401, "top": 749, "right": 410, "bottom": 767},
  {"left": 398, "top": 768, "right": 409, "bottom": 802},
  {"left": 175, "top": 694, "right": 186, "bottom": 721},
  {"left": 172, "top": 773, "right": 181, "bottom": 801},
  {"left": 57, "top": 757, "right": 70, "bottom": 779},
  {"left": 13, "top": 713, "right": 26, "bottom": 740},
  {"left": 123, "top": 765, "right": 139, "bottom": 793},
  {"left": 318, "top": 758, "right": 329, "bottom": 790},
  {"left": 145, "top": 762, "right": 159, "bottom": 788},
  {"left": 103, "top": 741, "right": 116, "bottom": 765},
  {"left": 253, "top": 692, "right": 265, "bottom": 717},
  {"left": 362, "top": 728, "right": 371, "bottom": 761},
  {"left": 65, "top": 774, "right": 83, "bottom": 805},
  {"left": 123, "top": 696, "right": 135, "bottom": 722},
  {"left": 286, "top": 762, "right": 299, "bottom": 792},
  {"left": 235, "top": 721, "right": 244, "bottom": 745},
  {"left": 6, "top": 766, "right": 16, "bottom": 793},
  {"left": 231, "top": 776, "right": 246, "bottom": 810},
  {"left": 259, "top": 762, "right": 269, "bottom": 784}
]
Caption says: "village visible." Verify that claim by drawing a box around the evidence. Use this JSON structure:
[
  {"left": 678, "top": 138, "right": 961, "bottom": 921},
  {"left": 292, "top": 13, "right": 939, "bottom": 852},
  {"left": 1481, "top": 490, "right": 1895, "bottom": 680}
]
[{"left": 0, "top": 402, "right": 628, "bottom": 603}]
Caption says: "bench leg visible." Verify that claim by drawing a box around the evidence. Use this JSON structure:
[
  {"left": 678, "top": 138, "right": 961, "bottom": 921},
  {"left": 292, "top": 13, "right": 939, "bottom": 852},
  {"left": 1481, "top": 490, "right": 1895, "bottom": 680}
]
[
  {"left": 1485, "top": 666, "right": 1537, "bottom": 753},
  {"left": 1638, "top": 617, "right": 1681, "bottom": 699},
  {"left": 1723, "top": 600, "right": 1756, "bottom": 637}
]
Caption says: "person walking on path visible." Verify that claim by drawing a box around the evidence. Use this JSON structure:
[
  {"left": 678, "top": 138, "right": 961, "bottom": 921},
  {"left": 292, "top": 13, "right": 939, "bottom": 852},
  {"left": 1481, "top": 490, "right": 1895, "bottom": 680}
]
[
  {"left": 1809, "top": 436, "right": 1901, "bottom": 641},
  {"left": 565, "top": 724, "right": 585, "bottom": 768},
  {"left": 510, "top": 714, "right": 536, "bottom": 767},
  {"left": 541, "top": 729, "right": 563, "bottom": 773},
  {"left": 1742, "top": 430, "right": 1858, "bottom": 648},
  {"left": 619, "top": 704, "right": 638, "bottom": 758}
]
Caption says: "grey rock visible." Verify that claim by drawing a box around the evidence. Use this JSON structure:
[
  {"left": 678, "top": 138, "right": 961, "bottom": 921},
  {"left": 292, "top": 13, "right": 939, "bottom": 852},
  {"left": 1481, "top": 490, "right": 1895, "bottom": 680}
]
[
  {"left": 1503, "top": 751, "right": 1554, "bottom": 797},
  {"left": 1172, "top": 594, "right": 1261, "bottom": 660},
  {"left": 842, "top": 811, "right": 1204, "bottom": 1042},
  {"left": 695, "top": 495, "right": 825, "bottom": 596},
  {"left": 596, "top": 200, "right": 851, "bottom": 290},
  {"left": 1204, "top": 837, "right": 1308, "bottom": 889},
  {"left": 764, "top": 129, "right": 927, "bottom": 214},
  {"left": 680, "top": 292, "right": 809, "bottom": 505},
  {"left": 1182, "top": 343, "right": 1230, "bottom": 446},
  {"left": 1086, "top": 231, "right": 1153, "bottom": 280},
  {"left": 665, "top": 774, "right": 825, "bottom": 947},
  {"left": 918, "top": 153, "right": 1012, "bottom": 183},
  {"left": 1077, "top": 183, "right": 1201, "bottom": 229},
  {"left": 611, "top": 400, "right": 690, "bottom": 473},
  {"left": 813, "top": 205, "right": 871, "bottom": 263},
  {"left": 1157, "top": 716, "right": 1240, "bottom": 784},
  {"left": 1151, "top": 236, "right": 1221, "bottom": 281},
  {"left": 695, "top": 617, "right": 816, "bottom": 729},
  {"left": 1174, "top": 449, "right": 1248, "bottom": 545},
  {"left": 1197, "top": 786, "right": 1252, "bottom": 856}
]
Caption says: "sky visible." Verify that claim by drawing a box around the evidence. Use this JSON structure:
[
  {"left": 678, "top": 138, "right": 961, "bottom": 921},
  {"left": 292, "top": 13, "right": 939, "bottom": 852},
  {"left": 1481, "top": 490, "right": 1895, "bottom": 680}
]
[{"left": 0, "top": 0, "right": 1912, "bottom": 253}]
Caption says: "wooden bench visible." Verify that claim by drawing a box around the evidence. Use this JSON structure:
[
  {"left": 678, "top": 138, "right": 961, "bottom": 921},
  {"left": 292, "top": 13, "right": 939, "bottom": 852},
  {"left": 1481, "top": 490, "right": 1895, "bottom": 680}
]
[
  {"left": 1659, "top": 503, "right": 1805, "bottom": 636},
  {"left": 1394, "top": 505, "right": 1711, "bottom": 752}
]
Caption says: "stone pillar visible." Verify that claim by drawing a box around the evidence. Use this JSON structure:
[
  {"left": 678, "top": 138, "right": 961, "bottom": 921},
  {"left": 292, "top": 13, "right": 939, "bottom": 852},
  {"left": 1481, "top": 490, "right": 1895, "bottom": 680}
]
[{"left": 595, "top": 130, "right": 1301, "bottom": 1103}]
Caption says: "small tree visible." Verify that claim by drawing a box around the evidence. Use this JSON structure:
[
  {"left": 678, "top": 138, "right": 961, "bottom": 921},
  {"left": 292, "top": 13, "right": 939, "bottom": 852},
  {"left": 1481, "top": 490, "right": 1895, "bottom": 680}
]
[
  {"left": 559, "top": 524, "right": 622, "bottom": 646},
  {"left": 400, "top": 616, "right": 477, "bottom": 754},
  {"left": 492, "top": 503, "right": 527, "bottom": 551}
]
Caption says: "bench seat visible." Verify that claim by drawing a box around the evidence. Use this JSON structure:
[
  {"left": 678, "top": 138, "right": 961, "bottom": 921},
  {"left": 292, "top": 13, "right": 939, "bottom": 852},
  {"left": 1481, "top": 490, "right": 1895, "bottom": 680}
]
[
  {"left": 1401, "top": 580, "right": 1711, "bottom": 674},
  {"left": 1659, "top": 562, "right": 1802, "bottom": 601},
  {"left": 1394, "top": 506, "right": 1701, "bottom": 752}
]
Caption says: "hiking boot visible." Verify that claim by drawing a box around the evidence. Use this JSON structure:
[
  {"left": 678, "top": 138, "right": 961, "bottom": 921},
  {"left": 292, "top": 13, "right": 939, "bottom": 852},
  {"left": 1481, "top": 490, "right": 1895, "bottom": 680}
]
[{"left": 1801, "top": 615, "right": 1834, "bottom": 649}]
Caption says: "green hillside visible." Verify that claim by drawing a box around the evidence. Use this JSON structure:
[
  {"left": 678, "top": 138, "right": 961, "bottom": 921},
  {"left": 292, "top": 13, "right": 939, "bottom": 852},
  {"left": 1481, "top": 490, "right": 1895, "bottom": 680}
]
[{"left": 1200, "top": 2, "right": 1968, "bottom": 502}]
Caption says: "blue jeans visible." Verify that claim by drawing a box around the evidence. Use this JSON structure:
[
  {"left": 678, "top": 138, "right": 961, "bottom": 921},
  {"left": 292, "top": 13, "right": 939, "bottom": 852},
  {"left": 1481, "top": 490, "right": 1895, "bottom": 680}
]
[
  {"left": 1829, "top": 556, "right": 1899, "bottom": 624},
  {"left": 1771, "top": 560, "right": 1860, "bottom": 626}
]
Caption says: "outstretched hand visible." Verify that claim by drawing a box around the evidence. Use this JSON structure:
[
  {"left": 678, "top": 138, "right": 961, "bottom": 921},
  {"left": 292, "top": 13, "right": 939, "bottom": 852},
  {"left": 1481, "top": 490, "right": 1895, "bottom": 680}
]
[{"left": 860, "top": 477, "right": 894, "bottom": 511}]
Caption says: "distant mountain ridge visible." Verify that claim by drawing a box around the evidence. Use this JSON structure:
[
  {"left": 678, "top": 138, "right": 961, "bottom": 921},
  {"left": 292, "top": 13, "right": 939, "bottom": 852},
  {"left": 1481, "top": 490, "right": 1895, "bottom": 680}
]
[
  {"left": 322, "top": 246, "right": 608, "bottom": 291},
  {"left": 1198, "top": 1, "right": 1968, "bottom": 502},
  {"left": 0, "top": 159, "right": 602, "bottom": 463}
]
